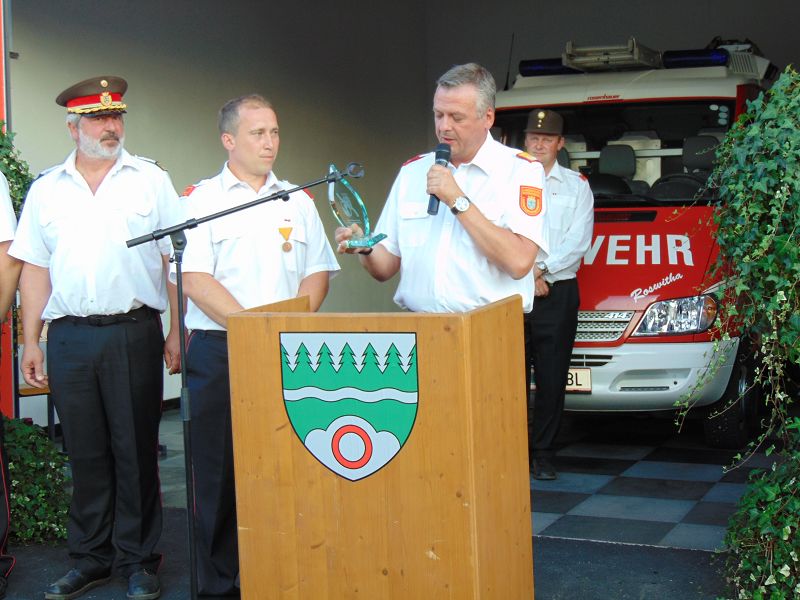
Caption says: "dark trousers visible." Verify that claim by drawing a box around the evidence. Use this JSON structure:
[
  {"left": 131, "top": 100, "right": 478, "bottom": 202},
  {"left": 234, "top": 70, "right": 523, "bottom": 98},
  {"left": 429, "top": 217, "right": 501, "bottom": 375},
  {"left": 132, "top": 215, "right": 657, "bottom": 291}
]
[
  {"left": 187, "top": 331, "right": 239, "bottom": 596},
  {"left": 524, "top": 278, "right": 580, "bottom": 458},
  {"left": 0, "top": 415, "right": 13, "bottom": 579},
  {"left": 47, "top": 309, "right": 164, "bottom": 576}
]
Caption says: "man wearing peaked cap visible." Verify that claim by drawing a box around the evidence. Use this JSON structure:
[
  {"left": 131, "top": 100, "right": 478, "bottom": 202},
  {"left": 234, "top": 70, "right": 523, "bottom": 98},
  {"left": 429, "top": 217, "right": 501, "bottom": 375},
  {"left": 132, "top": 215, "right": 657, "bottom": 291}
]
[
  {"left": 10, "top": 76, "right": 184, "bottom": 600},
  {"left": 55, "top": 75, "right": 128, "bottom": 116},
  {"left": 525, "top": 108, "right": 564, "bottom": 136},
  {"left": 523, "top": 108, "right": 594, "bottom": 481}
]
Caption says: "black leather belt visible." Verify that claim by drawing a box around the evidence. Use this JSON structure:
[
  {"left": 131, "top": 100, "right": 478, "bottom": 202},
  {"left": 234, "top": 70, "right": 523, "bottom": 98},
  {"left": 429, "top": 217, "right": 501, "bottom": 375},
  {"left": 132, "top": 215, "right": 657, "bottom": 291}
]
[
  {"left": 193, "top": 329, "right": 227, "bottom": 339},
  {"left": 57, "top": 305, "right": 157, "bottom": 327},
  {"left": 547, "top": 278, "right": 577, "bottom": 287}
]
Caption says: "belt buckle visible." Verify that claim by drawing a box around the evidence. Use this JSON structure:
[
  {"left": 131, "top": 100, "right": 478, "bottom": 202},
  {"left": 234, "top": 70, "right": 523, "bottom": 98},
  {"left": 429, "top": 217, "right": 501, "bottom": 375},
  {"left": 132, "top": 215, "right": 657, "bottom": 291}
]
[{"left": 87, "top": 315, "right": 105, "bottom": 326}]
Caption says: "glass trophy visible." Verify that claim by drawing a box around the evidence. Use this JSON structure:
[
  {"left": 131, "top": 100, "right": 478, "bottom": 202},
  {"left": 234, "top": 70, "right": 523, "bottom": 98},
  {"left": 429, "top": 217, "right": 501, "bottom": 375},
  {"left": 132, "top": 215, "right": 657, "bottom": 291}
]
[{"left": 328, "top": 163, "right": 387, "bottom": 248}]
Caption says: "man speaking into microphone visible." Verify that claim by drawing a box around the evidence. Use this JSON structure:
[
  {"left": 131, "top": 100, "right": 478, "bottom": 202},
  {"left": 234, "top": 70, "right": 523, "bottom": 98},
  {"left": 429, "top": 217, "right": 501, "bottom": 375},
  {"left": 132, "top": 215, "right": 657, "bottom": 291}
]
[{"left": 336, "top": 63, "right": 547, "bottom": 315}]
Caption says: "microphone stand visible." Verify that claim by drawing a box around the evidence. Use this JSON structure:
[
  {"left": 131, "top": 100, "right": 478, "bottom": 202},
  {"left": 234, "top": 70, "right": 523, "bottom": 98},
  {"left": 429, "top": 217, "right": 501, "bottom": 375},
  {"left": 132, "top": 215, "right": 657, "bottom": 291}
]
[{"left": 126, "top": 165, "right": 359, "bottom": 600}]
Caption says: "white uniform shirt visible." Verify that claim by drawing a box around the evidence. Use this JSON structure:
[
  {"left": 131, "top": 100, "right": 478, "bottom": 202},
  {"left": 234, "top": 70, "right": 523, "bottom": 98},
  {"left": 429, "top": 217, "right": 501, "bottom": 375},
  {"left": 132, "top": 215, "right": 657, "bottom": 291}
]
[
  {"left": 537, "top": 162, "right": 594, "bottom": 283},
  {"left": 375, "top": 133, "right": 547, "bottom": 313},
  {"left": 9, "top": 149, "right": 183, "bottom": 320},
  {"left": 0, "top": 172, "right": 15, "bottom": 242},
  {"left": 178, "top": 165, "right": 340, "bottom": 331}
]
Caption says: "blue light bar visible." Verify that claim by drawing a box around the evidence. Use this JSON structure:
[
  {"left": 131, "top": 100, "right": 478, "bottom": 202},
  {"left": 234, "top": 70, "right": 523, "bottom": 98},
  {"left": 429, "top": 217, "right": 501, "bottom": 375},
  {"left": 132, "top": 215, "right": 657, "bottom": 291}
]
[
  {"left": 662, "top": 49, "right": 729, "bottom": 69},
  {"left": 519, "top": 58, "right": 581, "bottom": 77}
]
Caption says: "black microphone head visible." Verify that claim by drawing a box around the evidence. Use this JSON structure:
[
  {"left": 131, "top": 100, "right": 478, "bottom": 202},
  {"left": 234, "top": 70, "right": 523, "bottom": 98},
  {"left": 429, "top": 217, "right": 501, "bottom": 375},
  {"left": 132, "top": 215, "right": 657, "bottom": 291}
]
[
  {"left": 435, "top": 143, "right": 451, "bottom": 162},
  {"left": 345, "top": 162, "right": 365, "bottom": 178}
]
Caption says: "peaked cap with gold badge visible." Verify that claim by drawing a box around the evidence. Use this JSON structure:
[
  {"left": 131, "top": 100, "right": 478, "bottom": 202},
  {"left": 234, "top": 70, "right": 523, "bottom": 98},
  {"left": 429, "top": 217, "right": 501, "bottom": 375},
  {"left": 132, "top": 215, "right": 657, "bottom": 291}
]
[
  {"left": 524, "top": 108, "right": 563, "bottom": 135},
  {"left": 55, "top": 76, "right": 128, "bottom": 116}
]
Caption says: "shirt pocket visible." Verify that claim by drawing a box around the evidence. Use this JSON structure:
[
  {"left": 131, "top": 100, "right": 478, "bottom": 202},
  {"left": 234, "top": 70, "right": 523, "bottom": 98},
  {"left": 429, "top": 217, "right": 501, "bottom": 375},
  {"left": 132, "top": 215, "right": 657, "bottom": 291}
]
[
  {"left": 281, "top": 225, "right": 307, "bottom": 273},
  {"left": 39, "top": 201, "right": 87, "bottom": 251},
  {"left": 550, "top": 194, "right": 578, "bottom": 232},
  {"left": 398, "top": 202, "right": 430, "bottom": 248},
  {"left": 120, "top": 197, "right": 156, "bottom": 239}
]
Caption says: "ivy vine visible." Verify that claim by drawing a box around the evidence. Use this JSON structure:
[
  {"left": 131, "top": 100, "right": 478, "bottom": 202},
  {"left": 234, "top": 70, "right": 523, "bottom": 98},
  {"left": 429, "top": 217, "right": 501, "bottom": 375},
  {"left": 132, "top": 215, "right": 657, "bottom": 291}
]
[{"left": 706, "top": 66, "right": 799, "bottom": 599}]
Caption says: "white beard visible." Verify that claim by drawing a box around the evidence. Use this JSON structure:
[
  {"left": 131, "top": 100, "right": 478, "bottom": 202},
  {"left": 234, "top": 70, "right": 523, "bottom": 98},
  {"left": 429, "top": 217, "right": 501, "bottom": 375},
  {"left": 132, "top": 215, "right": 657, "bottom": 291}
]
[{"left": 78, "top": 129, "right": 125, "bottom": 160}]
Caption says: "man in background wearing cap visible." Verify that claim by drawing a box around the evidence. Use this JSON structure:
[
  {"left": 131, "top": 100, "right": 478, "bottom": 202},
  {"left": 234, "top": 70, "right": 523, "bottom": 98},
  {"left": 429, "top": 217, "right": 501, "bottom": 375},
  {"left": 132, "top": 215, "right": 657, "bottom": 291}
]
[
  {"left": 178, "top": 94, "right": 339, "bottom": 596},
  {"left": 10, "top": 76, "right": 183, "bottom": 600},
  {"left": 0, "top": 172, "right": 21, "bottom": 600},
  {"left": 523, "top": 109, "right": 594, "bottom": 480}
]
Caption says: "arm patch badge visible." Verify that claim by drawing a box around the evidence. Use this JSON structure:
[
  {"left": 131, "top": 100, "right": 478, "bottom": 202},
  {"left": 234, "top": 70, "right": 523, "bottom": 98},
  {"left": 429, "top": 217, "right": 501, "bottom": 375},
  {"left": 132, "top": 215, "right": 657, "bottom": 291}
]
[{"left": 519, "top": 186, "right": 543, "bottom": 216}]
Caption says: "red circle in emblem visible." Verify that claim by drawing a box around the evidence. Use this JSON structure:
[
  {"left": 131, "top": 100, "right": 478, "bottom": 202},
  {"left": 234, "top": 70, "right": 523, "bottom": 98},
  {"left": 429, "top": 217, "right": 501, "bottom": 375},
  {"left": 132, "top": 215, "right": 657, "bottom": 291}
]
[{"left": 331, "top": 424, "right": 373, "bottom": 469}]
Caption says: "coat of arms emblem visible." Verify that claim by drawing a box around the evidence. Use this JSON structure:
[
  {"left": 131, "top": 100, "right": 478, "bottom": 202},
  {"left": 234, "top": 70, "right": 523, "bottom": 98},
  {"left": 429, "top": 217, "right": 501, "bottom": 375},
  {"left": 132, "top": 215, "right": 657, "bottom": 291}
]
[{"left": 280, "top": 332, "right": 418, "bottom": 481}]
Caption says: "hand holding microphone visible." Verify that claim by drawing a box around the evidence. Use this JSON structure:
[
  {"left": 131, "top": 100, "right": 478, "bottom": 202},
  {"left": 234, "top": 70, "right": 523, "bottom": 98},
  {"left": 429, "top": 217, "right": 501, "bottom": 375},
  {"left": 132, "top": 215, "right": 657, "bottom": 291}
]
[{"left": 427, "top": 143, "right": 451, "bottom": 215}]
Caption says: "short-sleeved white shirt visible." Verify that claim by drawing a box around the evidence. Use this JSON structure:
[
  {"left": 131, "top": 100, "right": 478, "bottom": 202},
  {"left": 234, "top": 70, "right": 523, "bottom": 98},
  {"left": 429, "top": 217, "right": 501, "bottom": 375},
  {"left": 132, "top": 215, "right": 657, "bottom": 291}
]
[
  {"left": 375, "top": 133, "right": 547, "bottom": 313},
  {"left": 538, "top": 162, "right": 594, "bottom": 283},
  {"left": 9, "top": 149, "right": 183, "bottom": 320},
  {"left": 0, "top": 172, "right": 15, "bottom": 243},
  {"left": 178, "top": 165, "right": 340, "bottom": 331}
]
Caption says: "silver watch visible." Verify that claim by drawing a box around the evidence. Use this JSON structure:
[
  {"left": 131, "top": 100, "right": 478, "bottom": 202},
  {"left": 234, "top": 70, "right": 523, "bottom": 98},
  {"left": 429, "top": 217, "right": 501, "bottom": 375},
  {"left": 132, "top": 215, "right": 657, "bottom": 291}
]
[
  {"left": 536, "top": 261, "right": 549, "bottom": 274},
  {"left": 451, "top": 195, "right": 471, "bottom": 215}
]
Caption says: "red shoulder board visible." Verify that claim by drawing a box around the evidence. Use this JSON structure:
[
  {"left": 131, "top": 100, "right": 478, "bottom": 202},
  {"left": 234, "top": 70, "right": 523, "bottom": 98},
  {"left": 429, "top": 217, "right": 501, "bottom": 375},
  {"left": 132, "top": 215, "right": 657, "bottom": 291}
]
[
  {"left": 516, "top": 151, "right": 539, "bottom": 163},
  {"left": 303, "top": 189, "right": 314, "bottom": 200},
  {"left": 402, "top": 154, "right": 425, "bottom": 166},
  {"left": 181, "top": 184, "right": 197, "bottom": 197},
  {"left": 579, "top": 173, "right": 588, "bottom": 182}
]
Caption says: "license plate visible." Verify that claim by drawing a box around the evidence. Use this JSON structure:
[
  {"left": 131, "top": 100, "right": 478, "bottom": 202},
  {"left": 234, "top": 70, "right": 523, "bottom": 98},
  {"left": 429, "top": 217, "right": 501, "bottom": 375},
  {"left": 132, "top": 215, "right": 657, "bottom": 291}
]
[{"left": 566, "top": 367, "right": 591, "bottom": 393}]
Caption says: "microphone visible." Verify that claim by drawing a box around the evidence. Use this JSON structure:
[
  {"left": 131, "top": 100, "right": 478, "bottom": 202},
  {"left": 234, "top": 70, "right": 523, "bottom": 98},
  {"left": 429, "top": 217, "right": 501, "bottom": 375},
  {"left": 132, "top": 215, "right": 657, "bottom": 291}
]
[{"left": 427, "top": 143, "right": 451, "bottom": 215}]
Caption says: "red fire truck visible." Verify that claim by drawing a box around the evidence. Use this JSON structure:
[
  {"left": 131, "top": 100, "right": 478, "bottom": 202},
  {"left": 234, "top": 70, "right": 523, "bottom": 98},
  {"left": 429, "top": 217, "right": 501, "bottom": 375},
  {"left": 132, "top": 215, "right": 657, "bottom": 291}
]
[{"left": 494, "top": 38, "right": 776, "bottom": 447}]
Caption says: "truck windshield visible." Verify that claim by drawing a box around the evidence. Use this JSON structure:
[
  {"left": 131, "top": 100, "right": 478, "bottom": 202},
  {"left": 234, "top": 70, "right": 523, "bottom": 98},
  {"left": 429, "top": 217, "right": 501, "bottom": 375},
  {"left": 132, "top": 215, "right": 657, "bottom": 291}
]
[{"left": 495, "top": 100, "right": 734, "bottom": 205}]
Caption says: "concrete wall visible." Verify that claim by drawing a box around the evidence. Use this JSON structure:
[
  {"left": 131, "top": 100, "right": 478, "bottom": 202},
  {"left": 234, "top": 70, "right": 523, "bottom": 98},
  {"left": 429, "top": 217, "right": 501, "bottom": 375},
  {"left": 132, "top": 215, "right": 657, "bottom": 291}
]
[{"left": 8, "top": 0, "right": 432, "bottom": 315}]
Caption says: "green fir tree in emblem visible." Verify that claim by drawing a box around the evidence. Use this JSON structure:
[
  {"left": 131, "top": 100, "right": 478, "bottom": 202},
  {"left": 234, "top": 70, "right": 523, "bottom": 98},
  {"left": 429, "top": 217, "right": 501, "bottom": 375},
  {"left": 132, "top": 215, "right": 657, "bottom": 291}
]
[
  {"left": 314, "top": 343, "right": 338, "bottom": 390},
  {"left": 358, "top": 343, "right": 385, "bottom": 391},
  {"left": 283, "top": 342, "right": 313, "bottom": 390},
  {"left": 336, "top": 342, "right": 360, "bottom": 382},
  {"left": 383, "top": 343, "right": 415, "bottom": 392}
]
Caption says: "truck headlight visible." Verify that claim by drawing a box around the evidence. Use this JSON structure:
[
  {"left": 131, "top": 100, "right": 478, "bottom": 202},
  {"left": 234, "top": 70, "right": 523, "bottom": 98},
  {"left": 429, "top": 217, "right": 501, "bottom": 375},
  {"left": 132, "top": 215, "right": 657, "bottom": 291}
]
[{"left": 633, "top": 295, "right": 717, "bottom": 336}]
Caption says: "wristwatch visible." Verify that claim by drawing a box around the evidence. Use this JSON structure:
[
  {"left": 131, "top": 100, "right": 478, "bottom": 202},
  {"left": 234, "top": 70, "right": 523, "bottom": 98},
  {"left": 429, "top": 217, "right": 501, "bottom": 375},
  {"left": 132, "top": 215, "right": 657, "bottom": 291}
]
[
  {"left": 451, "top": 195, "right": 471, "bottom": 215},
  {"left": 535, "top": 261, "right": 549, "bottom": 274}
]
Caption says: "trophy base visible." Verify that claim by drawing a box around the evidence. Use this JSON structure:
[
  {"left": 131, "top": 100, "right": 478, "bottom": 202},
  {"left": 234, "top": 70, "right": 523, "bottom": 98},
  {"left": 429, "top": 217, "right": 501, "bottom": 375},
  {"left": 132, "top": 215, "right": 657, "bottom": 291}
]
[{"left": 345, "top": 233, "right": 387, "bottom": 249}]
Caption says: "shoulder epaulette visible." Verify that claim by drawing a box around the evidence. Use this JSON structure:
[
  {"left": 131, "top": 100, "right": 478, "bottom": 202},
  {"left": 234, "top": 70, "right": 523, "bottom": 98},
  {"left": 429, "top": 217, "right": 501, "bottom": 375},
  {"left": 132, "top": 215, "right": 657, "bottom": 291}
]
[
  {"left": 134, "top": 155, "right": 167, "bottom": 171},
  {"left": 516, "top": 151, "right": 539, "bottom": 164},
  {"left": 181, "top": 179, "right": 213, "bottom": 198},
  {"left": 579, "top": 173, "right": 588, "bottom": 182},
  {"left": 34, "top": 165, "right": 59, "bottom": 181},
  {"left": 303, "top": 189, "right": 314, "bottom": 200},
  {"left": 402, "top": 154, "right": 425, "bottom": 167}
]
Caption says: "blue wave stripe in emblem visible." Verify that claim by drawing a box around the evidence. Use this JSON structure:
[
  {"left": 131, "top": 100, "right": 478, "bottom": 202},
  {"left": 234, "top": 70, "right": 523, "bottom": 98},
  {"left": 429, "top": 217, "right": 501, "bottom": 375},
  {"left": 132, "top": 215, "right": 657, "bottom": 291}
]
[{"left": 284, "top": 387, "right": 418, "bottom": 404}]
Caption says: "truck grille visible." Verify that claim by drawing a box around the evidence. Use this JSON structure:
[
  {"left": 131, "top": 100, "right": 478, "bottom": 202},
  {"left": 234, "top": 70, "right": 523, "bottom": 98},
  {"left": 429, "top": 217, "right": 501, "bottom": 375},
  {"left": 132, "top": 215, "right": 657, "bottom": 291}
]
[
  {"left": 575, "top": 310, "right": 634, "bottom": 342},
  {"left": 571, "top": 354, "right": 613, "bottom": 367}
]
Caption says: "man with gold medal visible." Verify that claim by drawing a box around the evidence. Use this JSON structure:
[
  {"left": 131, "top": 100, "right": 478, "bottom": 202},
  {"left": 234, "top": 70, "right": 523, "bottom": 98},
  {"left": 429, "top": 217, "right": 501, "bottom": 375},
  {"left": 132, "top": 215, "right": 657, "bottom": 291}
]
[{"left": 177, "top": 94, "right": 340, "bottom": 596}]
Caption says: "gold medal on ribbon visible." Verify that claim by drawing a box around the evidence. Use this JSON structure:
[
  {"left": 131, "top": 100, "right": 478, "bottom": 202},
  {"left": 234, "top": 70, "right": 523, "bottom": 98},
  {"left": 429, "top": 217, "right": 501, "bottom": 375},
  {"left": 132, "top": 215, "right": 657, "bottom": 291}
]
[{"left": 279, "top": 227, "right": 293, "bottom": 252}]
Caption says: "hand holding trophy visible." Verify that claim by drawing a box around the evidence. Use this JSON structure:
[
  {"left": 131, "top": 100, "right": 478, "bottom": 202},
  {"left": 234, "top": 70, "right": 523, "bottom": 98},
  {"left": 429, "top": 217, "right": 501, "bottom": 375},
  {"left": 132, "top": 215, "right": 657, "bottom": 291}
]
[{"left": 328, "top": 163, "right": 387, "bottom": 250}]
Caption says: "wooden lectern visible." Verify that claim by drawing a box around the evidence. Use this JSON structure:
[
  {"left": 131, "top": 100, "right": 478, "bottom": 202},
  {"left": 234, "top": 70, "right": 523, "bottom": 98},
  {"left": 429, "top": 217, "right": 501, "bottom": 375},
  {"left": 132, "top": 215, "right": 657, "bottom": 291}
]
[{"left": 227, "top": 296, "right": 534, "bottom": 599}]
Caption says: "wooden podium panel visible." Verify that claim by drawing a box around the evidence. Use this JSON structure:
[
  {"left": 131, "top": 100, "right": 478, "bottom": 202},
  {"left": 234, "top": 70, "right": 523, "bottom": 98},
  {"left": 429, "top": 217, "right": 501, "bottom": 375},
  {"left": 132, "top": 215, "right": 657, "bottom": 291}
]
[{"left": 227, "top": 296, "right": 533, "bottom": 599}]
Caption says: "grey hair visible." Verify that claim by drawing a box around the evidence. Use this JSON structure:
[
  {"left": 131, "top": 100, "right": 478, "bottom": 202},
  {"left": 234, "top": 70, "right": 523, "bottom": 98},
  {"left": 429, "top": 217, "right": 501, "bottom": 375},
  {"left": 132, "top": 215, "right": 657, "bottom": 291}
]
[
  {"left": 66, "top": 113, "right": 81, "bottom": 126},
  {"left": 218, "top": 94, "right": 275, "bottom": 135},
  {"left": 436, "top": 63, "right": 496, "bottom": 115}
]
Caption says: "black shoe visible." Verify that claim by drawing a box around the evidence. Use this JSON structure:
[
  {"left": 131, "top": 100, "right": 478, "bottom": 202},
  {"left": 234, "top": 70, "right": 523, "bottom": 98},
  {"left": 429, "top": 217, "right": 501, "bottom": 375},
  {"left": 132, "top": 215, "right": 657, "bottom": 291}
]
[
  {"left": 44, "top": 568, "right": 111, "bottom": 600},
  {"left": 532, "top": 458, "right": 557, "bottom": 480},
  {"left": 127, "top": 569, "right": 161, "bottom": 600}
]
